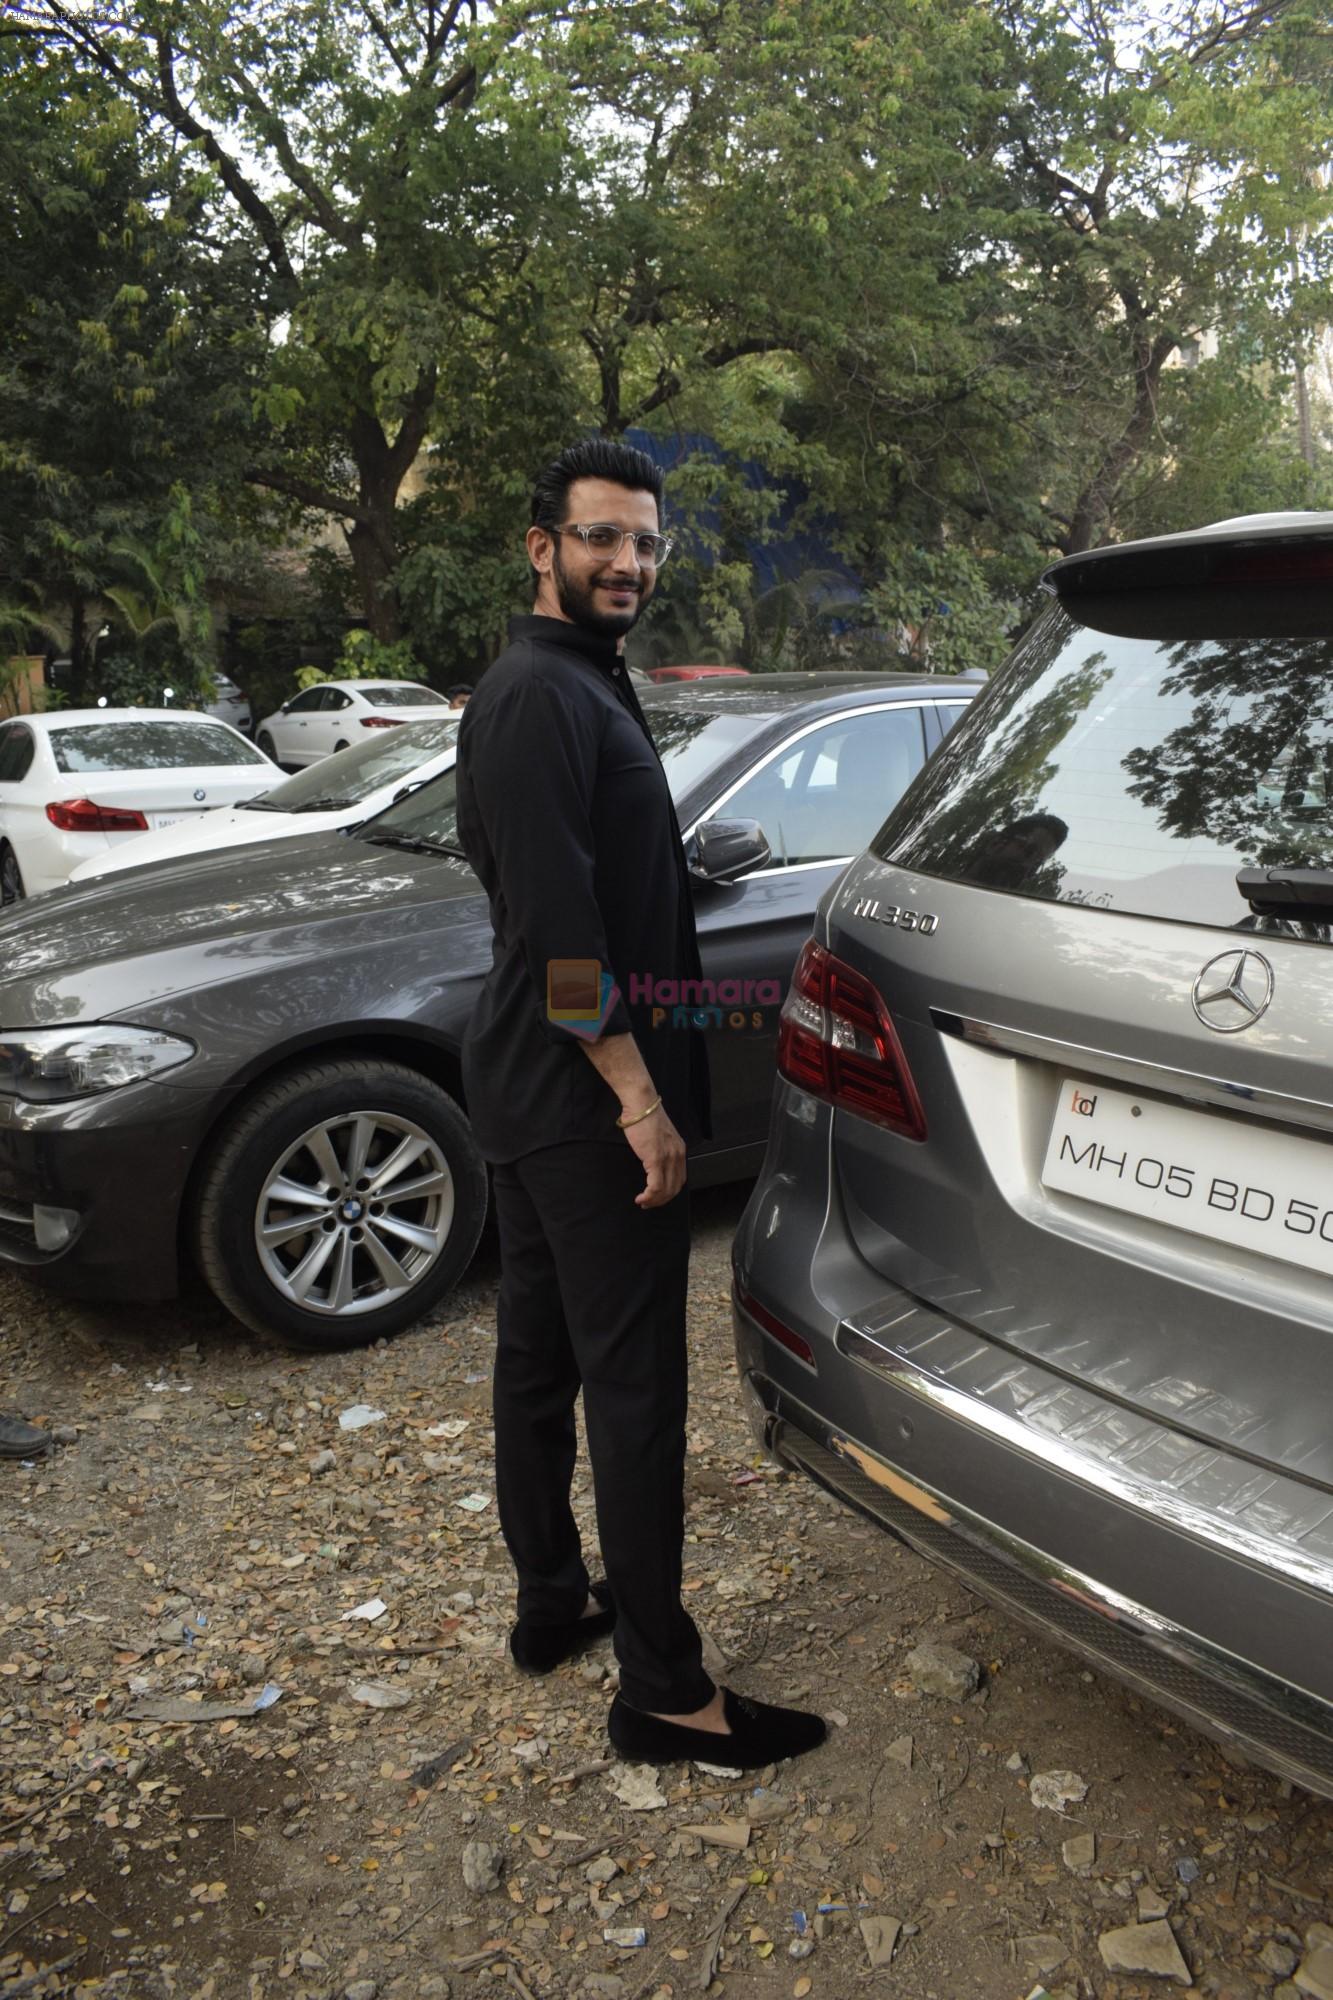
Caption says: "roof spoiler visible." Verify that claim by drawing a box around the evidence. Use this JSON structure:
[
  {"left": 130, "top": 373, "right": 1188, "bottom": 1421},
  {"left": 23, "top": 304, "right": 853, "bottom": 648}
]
[{"left": 1042, "top": 516, "right": 1333, "bottom": 598}]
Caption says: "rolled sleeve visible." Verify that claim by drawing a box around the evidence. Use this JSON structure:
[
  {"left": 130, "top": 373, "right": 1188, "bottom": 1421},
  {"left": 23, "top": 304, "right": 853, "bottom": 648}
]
[{"left": 463, "top": 672, "right": 633, "bottom": 1044}]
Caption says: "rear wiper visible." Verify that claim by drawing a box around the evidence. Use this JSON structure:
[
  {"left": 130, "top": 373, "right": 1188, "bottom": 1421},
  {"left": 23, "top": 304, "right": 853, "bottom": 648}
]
[
  {"left": 361, "top": 831, "right": 467, "bottom": 858},
  {"left": 1237, "top": 866, "right": 1333, "bottom": 915}
]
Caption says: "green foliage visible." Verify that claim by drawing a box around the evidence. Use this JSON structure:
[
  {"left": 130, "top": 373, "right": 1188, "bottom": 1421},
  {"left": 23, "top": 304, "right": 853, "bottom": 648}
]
[
  {"left": 295, "top": 629, "right": 420, "bottom": 690},
  {"left": 6, "top": 0, "right": 1330, "bottom": 683}
]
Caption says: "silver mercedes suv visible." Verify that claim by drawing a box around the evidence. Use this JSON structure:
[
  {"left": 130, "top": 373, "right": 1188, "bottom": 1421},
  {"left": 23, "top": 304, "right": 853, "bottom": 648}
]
[{"left": 732, "top": 512, "right": 1333, "bottom": 1798}]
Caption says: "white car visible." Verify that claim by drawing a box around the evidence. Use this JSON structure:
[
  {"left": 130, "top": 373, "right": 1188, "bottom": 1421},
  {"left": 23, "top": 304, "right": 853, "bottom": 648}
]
[
  {"left": 255, "top": 679, "right": 452, "bottom": 768},
  {"left": 0, "top": 709, "right": 278, "bottom": 902},
  {"left": 201, "top": 672, "right": 252, "bottom": 735},
  {"left": 68, "top": 717, "right": 460, "bottom": 885}
]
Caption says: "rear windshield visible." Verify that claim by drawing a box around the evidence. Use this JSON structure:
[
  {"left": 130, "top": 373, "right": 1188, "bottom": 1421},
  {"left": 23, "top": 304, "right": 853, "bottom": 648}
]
[
  {"left": 364, "top": 684, "right": 447, "bottom": 707},
  {"left": 260, "top": 719, "right": 458, "bottom": 810},
  {"left": 875, "top": 595, "right": 1333, "bottom": 936},
  {"left": 50, "top": 721, "right": 268, "bottom": 773}
]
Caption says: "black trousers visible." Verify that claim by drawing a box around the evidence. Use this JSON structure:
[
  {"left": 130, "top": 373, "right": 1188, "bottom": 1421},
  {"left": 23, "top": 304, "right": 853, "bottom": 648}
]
[{"left": 490, "top": 1139, "right": 713, "bottom": 1715}]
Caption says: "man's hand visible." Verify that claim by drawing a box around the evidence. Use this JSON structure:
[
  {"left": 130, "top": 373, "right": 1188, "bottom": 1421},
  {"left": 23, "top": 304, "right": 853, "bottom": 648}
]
[{"left": 622, "top": 1104, "right": 686, "bottom": 1208}]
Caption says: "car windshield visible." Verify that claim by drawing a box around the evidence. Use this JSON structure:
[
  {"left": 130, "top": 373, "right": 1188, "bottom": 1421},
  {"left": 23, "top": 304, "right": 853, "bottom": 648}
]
[
  {"left": 364, "top": 684, "right": 448, "bottom": 707},
  {"left": 49, "top": 721, "right": 268, "bottom": 773},
  {"left": 874, "top": 590, "right": 1333, "bottom": 938},
  {"left": 642, "top": 708, "right": 771, "bottom": 797},
  {"left": 356, "top": 703, "right": 770, "bottom": 854},
  {"left": 242, "top": 718, "right": 459, "bottom": 813}
]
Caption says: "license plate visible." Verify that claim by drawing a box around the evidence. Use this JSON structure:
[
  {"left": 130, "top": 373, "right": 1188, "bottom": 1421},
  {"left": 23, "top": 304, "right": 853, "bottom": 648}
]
[
  {"left": 1042, "top": 1078, "right": 1333, "bottom": 1281},
  {"left": 149, "top": 811, "right": 196, "bottom": 830}
]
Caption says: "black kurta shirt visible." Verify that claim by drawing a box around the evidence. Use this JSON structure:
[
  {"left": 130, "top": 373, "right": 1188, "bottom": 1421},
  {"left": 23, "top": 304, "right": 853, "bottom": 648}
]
[{"left": 456, "top": 615, "right": 711, "bottom": 1165}]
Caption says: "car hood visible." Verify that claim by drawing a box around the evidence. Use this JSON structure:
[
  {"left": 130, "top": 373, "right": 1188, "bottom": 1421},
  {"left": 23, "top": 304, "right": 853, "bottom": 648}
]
[{"left": 0, "top": 832, "right": 491, "bottom": 1025}]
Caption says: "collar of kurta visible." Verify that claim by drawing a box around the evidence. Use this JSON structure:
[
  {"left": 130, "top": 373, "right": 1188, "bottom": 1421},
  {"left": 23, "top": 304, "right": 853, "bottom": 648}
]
[{"left": 508, "top": 614, "right": 624, "bottom": 676}]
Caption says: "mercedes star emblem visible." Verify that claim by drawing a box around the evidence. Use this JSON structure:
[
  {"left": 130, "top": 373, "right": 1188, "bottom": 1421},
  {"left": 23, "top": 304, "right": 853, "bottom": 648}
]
[{"left": 1190, "top": 949, "right": 1274, "bottom": 1033}]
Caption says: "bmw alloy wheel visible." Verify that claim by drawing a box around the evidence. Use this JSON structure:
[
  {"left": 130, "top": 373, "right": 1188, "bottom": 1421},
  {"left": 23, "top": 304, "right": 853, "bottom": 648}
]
[{"left": 255, "top": 1109, "right": 454, "bottom": 1317}]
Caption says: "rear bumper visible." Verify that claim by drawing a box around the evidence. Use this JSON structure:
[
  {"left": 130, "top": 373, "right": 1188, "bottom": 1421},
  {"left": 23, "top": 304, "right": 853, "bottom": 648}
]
[{"left": 733, "top": 1280, "right": 1333, "bottom": 1801}]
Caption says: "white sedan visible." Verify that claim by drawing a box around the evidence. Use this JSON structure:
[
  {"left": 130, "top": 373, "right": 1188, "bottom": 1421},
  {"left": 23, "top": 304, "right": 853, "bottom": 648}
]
[
  {"left": 69, "top": 717, "right": 460, "bottom": 885},
  {"left": 255, "top": 679, "right": 452, "bottom": 768},
  {"left": 0, "top": 709, "right": 278, "bottom": 902}
]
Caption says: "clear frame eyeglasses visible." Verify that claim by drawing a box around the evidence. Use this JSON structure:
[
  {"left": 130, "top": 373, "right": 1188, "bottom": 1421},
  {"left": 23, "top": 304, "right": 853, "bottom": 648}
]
[{"left": 556, "top": 522, "right": 674, "bottom": 568}]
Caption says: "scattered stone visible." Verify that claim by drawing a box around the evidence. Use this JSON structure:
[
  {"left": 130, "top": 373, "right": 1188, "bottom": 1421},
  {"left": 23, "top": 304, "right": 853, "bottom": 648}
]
[
  {"left": 1029, "top": 1770, "right": 1088, "bottom": 1812},
  {"left": 859, "top": 1916, "right": 901, "bottom": 1969},
  {"left": 885, "top": 1733, "right": 914, "bottom": 1770},
  {"left": 50, "top": 1424, "right": 79, "bottom": 1445},
  {"left": 348, "top": 1680, "right": 410, "bottom": 1709},
  {"left": 1138, "top": 1887, "right": 1171, "bottom": 1921},
  {"left": 578, "top": 1978, "right": 626, "bottom": 2000},
  {"left": 789, "top": 1940, "right": 815, "bottom": 1960},
  {"left": 585, "top": 1855, "right": 622, "bottom": 1885},
  {"left": 904, "top": 1642, "right": 980, "bottom": 1700},
  {"left": 461, "top": 1840, "right": 504, "bottom": 1894},
  {"left": 1006, "top": 1750, "right": 1031, "bottom": 1775},
  {"left": 1259, "top": 1944, "right": 1298, "bottom": 1979},
  {"left": 1294, "top": 1934, "right": 1333, "bottom": 2000},
  {"left": 1098, "top": 1918, "right": 1192, "bottom": 1986},
  {"left": 345, "top": 1983, "right": 378, "bottom": 2000},
  {"left": 1018, "top": 1936, "right": 1069, "bottom": 1975},
  {"left": 1063, "top": 1832, "right": 1096, "bottom": 1873},
  {"left": 1175, "top": 1856, "right": 1200, "bottom": 1885},
  {"left": 609, "top": 1763, "right": 667, "bottom": 1811},
  {"left": 309, "top": 1448, "right": 337, "bottom": 1473}
]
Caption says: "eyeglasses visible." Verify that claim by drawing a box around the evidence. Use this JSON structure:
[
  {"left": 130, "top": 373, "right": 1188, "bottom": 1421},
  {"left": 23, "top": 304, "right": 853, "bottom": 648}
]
[{"left": 556, "top": 522, "right": 674, "bottom": 568}]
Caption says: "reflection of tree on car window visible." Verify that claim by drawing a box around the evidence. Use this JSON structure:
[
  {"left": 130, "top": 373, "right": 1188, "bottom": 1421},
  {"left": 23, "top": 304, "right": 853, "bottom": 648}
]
[
  {"left": 1122, "top": 632, "right": 1333, "bottom": 869},
  {"left": 966, "top": 812, "right": 1069, "bottom": 892}
]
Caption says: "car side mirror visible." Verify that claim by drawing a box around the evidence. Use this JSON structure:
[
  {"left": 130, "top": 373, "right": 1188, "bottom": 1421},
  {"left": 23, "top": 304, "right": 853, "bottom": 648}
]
[
  {"left": 688, "top": 817, "right": 771, "bottom": 884},
  {"left": 280, "top": 700, "right": 292, "bottom": 714}
]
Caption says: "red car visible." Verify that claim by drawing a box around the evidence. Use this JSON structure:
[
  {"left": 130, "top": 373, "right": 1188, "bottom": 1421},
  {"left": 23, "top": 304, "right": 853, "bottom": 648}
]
[{"left": 642, "top": 664, "right": 751, "bottom": 684}]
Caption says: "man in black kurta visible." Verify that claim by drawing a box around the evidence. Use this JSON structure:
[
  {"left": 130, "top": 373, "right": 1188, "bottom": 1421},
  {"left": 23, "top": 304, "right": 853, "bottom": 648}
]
[{"left": 455, "top": 440, "right": 824, "bottom": 1768}]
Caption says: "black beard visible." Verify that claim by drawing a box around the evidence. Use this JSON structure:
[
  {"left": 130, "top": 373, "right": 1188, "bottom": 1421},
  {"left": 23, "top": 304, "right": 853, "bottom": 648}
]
[{"left": 551, "top": 543, "right": 647, "bottom": 637}]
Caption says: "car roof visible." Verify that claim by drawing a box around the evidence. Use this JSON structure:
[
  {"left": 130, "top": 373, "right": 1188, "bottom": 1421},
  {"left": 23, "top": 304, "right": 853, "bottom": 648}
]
[
  {"left": 8, "top": 708, "right": 243, "bottom": 731},
  {"left": 321, "top": 679, "right": 438, "bottom": 693},
  {"left": 637, "top": 669, "right": 981, "bottom": 717}
]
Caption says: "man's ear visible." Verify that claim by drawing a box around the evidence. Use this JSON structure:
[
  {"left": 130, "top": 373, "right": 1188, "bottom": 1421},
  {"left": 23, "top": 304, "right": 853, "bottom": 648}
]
[{"left": 526, "top": 524, "right": 554, "bottom": 574}]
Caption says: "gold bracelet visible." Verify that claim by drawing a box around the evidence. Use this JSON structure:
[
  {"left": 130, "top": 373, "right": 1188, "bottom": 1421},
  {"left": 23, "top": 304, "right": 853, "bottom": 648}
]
[{"left": 616, "top": 1095, "right": 662, "bottom": 1130}]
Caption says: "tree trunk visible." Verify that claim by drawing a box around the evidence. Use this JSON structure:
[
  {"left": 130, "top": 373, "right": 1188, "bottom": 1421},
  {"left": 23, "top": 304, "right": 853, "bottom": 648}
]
[
  {"left": 1294, "top": 359, "right": 1315, "bottom": 469},
  {"left": 343, "top": 517, "right": 403, "bottom": 643},
  {"left": 1062, "top": 325, "right": 1177, "bottom": 554}
]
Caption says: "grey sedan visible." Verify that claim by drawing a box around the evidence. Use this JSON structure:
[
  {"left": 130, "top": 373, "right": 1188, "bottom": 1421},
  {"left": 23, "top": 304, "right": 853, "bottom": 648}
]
[{"left": 0, "top": 672, "right": 972, "bottom": 1349}]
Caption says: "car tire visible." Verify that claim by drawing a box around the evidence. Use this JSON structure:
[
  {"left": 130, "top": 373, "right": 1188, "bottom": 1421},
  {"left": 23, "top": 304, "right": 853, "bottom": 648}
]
[
  {"left": 256, "top": 731, "right": 278, "bottom": 761},
  {"left": 333, "top": 739, "right": 348, "bottom": 752},
  {"left": 0, "top": 843, "right": 24, "bottom": 904},
  {"left": 194, "top": 1058, "right": 488, "bottom": 1350}
]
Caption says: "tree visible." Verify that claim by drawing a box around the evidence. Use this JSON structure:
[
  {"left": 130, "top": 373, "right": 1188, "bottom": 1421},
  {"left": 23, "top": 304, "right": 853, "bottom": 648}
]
[
  {"left": 991, "top": 0, "right": 1333, "bottom": 554},
  {"left": 0, "top": 36, "right": 262, "bottom": 687},
  {"left": 8, "top": 0, "right": 595, "bottom": 642}
]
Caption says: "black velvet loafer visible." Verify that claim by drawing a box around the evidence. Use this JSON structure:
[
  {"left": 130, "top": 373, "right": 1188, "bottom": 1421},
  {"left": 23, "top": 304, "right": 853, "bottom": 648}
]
[
  {"left": 607, "top": 1686, "right": 827, "bottom": 1769},
  {"left": 510, "top": 1580, "right": 616, "bottom": 1675}
]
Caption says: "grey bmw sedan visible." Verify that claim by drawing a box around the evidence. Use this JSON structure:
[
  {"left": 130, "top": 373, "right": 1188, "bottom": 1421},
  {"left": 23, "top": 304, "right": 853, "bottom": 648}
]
[{"left": 0, "top": 671, "right": 972, "bottom": 1349}]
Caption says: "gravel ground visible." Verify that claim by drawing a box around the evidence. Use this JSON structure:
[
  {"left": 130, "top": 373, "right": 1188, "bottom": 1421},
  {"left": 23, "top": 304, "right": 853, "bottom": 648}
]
[{"left": 1, "top": 1181, "right": 1330, "bottom": 2000}]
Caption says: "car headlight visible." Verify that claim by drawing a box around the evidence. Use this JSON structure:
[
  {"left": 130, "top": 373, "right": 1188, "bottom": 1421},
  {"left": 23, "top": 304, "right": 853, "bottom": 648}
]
[{"left": 0, "top": 1026, "right": 196, "bottom": 1101}]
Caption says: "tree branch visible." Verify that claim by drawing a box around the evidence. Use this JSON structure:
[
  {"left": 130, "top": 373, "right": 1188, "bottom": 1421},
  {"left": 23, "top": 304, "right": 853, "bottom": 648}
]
[
  {"left": 153, "top": 35, "right": 299, "bottom": 298},
  {"left": 245, "top": 467, "right": 367, "bottom": 523}
]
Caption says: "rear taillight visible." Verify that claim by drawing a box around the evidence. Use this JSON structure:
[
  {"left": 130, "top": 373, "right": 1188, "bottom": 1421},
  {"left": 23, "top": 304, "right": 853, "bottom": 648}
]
[
  {"left": 46, "top": 799, "right": 149, "bottom": 834},
  {"left": 736, "top": 1285, "right": 817, "bottom": 1369},
  {"left": 360, "top": 715, "right": 404, "bottom": 729},
  {"left": 777, "top": 938, "right": 926, "bottom": 1139}
]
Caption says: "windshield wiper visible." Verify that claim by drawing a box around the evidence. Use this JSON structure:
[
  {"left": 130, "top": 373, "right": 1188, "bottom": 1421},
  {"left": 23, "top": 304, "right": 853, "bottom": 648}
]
[
  {"left": 239, "top": 797, "right": 287, "bottom": 812},
  {"left": 361, "top": 831, "right": 467, "bottom": 858},
  {"left": 1237, "top": 865, "right": 1333, "bottom": 915},
  {"left": 292, "top": 795, "right": 355, "bottom": 812}
]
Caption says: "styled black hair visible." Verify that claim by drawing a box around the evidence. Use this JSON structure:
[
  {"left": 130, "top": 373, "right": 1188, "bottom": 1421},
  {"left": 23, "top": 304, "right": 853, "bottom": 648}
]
[
  {"left": 530, "top": 438, "right": 665, "bottom": 533},
  {"left": 446, "top": 682, "right": 474, "bottom": 699}
]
